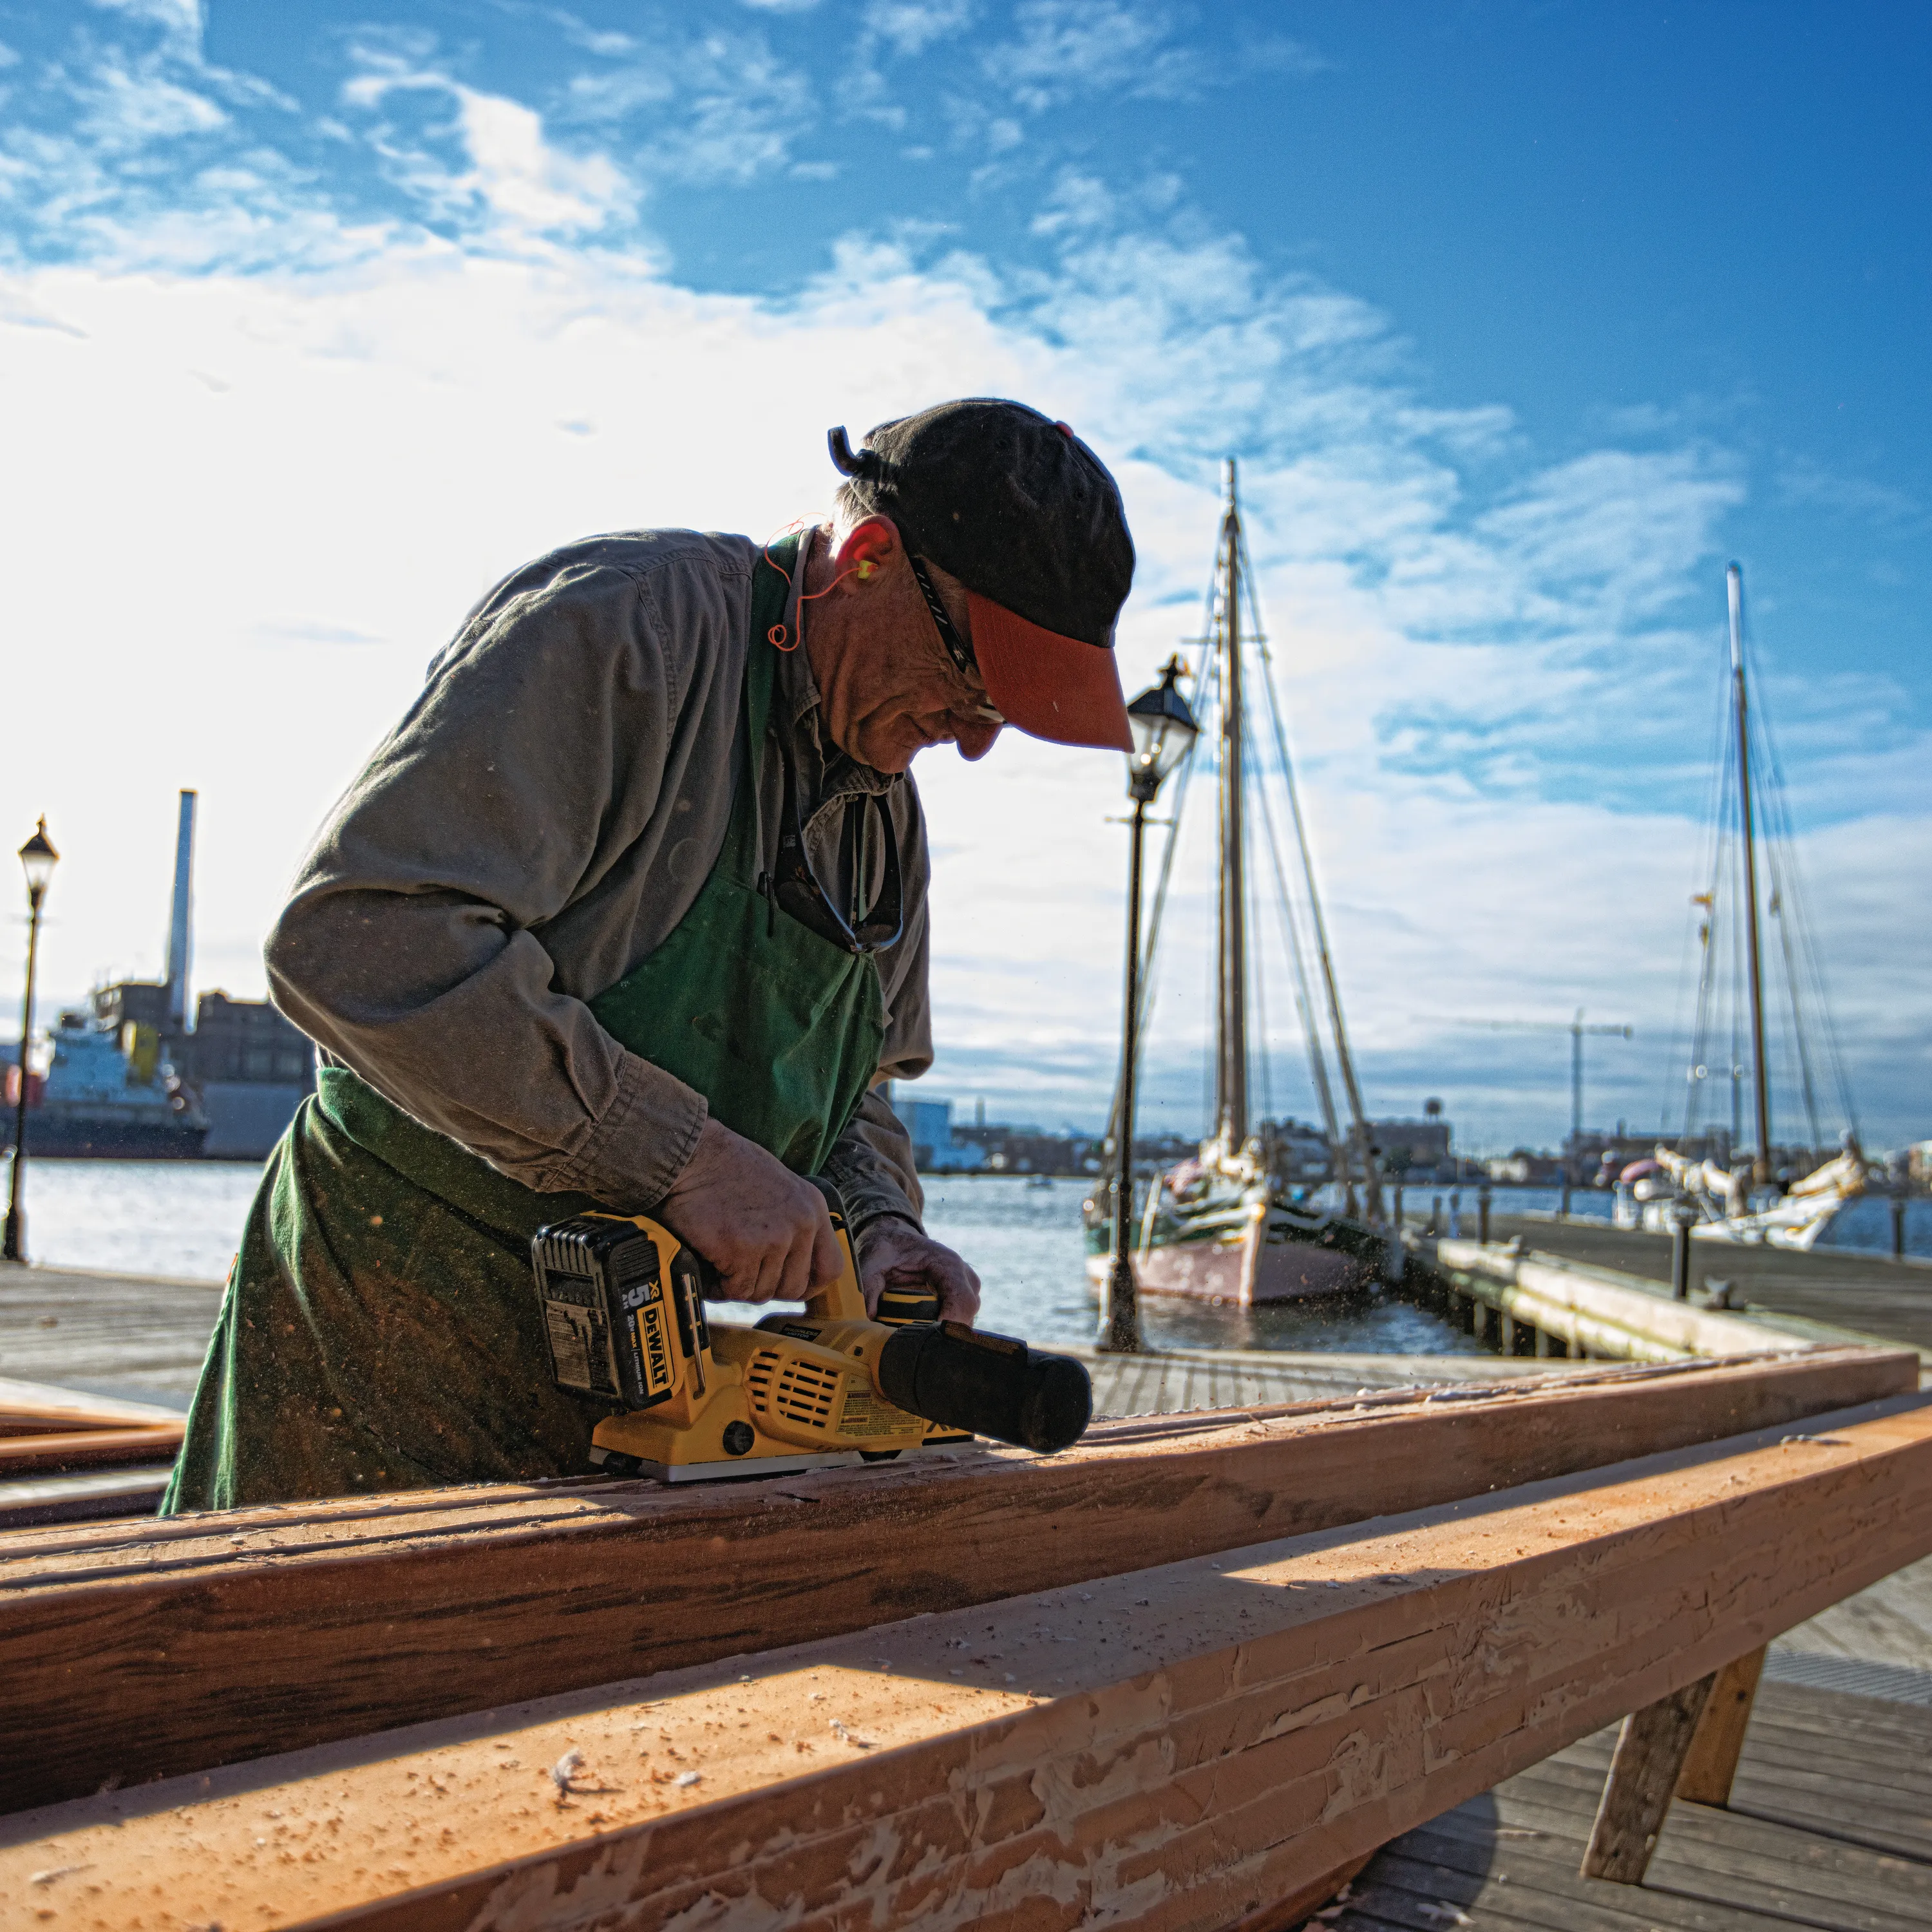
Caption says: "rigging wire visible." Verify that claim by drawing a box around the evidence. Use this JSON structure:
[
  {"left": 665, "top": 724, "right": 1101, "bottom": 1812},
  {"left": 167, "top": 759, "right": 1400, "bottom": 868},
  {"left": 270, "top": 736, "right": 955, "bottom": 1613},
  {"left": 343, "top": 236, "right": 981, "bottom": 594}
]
[
  {"left": 1747, "top": 648, "right": 1860, "bottom": 1142},
  {"left": 1683, "top": 672, "right": 1738, "bottom": 1147},
  {"left": 1242, "top": 680, "right": 1343, "bottom": 1148},
  {"left": 1245, "top": 558, "right": 1375, "bottom": 1198},
  {"left": 1666, "top": 645, "right": 1734, "bottom": 1142},
  {"left": 1676, "top": 584, "right": 1858, "bottom": 1167},
  {"left": 1238, "top": 694, "right": 1285, "bottom": 1128}
]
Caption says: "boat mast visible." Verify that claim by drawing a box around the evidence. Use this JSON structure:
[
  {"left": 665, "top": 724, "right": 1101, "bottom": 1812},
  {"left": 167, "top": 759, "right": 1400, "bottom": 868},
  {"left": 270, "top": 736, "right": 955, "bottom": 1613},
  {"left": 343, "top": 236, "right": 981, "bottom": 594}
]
[
  {"left": 1216, "top": 460, "right": 1248, "bottom": 1148},
  {"left": 1728, "top": 563, "right": 1772, "bottom": 1186}
]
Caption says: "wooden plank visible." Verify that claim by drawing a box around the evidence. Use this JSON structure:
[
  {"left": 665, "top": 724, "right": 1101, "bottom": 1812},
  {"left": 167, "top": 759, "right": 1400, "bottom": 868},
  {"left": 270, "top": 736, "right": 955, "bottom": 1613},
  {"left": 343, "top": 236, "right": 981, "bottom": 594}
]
[
  {"left": 1418, "top": 1799, "right": 1932, "bottom": 1932},
  {"left": 1509, "top": 1752, "right": 1932, "bottom": 1868},
  {"left": 1363, "top": 1844, "right": 1771, "bottom": 1932},
  {"left": 1434, "top": 1238, "right": 1801, "bottom": 1359},
  {"left": 1580, "top": 1672, "right": 1718, "bottom": 1882},
  {"left": 1385, "top": 1810, "right": 1932, "bottom": 1932},
  {"left": 1557, "top": 1714, "right": 1932, "bottom": 1823},
  {"left": 6, "top": 1392, "right": 1932, "bottom": 1930},
  {"left": 1678, "top": 1645, "right": 1768, "bottom": 1807},
  {"left": 1228, "top": 1852, "right": 1373, "bottom": 1932},
  {"left": 1416, "top": 1790, "right": 1932, "bottom": 1911},
  {"left": 1726, "top": 1719, "right": 1932, "bottom": 1797},
  {"left": 0, "top": 1374, "right": 186, "bottom": 1432},
  {"left": 0, "top": 1348, "right": 1912, "bottom": 1816},
  {"left": 0, "top": 1423, "right": 183, "bottom": 1472}
]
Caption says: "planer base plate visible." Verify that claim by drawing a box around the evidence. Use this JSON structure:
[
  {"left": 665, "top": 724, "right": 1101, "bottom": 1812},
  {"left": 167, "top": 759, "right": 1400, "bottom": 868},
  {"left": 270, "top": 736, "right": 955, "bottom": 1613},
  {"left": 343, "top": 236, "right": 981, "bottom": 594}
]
[{"left": 590, "top": 1438, "right": 976, "bottom": 1485}]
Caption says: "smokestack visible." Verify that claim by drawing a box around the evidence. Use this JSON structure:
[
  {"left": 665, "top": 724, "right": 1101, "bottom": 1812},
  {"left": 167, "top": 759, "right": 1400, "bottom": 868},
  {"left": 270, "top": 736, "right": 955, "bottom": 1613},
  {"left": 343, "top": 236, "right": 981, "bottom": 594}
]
[{"left": 166, "top": 790, "right": 196, "bottom": 1034}]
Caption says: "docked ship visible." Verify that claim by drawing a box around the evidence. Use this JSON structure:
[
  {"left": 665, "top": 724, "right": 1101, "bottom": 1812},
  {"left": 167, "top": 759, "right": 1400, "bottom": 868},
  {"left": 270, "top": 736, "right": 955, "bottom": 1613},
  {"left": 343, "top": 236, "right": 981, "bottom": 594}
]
[
  {"left": 1613, "top": 563, "right": 1869, "bottom": 1251},
  {"left": 9, "top": 1010, "right": 207, "bottom": 1158},
  {"left": 8, "top": 790, "right": 316, "bottom": 1160},
  {"left": 1083, "top": 463, "right": 1387, "bottom": 1305}
]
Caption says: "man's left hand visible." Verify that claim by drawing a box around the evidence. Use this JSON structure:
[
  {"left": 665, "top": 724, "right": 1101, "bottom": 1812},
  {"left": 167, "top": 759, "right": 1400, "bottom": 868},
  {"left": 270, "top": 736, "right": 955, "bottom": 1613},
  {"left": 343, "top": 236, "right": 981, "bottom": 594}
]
[{"left": 856, "top": 1217, "right": 981, "bottom": 1324}]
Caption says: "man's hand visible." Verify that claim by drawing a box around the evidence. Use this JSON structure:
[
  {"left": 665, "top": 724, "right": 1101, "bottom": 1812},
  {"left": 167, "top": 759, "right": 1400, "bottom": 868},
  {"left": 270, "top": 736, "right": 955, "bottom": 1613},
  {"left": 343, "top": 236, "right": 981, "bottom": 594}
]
[
  {"left": 855, "top": 1215, "right": 981, "bottom": 1324},
  {"left": 656, "top": 1117, "right": 842, "bottom": 1303}
]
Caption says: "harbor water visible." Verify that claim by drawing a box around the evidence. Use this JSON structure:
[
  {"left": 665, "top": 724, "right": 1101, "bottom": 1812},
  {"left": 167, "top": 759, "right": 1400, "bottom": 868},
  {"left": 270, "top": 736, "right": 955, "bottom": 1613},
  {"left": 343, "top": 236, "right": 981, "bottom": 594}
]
[{"left": 4, "top": 1159, "right": 1929, "bottom": 1359}]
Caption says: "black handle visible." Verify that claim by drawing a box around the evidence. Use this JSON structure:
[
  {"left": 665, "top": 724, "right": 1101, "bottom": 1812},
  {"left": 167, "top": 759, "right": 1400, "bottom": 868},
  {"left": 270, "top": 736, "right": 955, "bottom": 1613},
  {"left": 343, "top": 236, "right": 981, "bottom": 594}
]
[{"left": 877, "top": 1322, "right": 1091, "bottom": 1454}]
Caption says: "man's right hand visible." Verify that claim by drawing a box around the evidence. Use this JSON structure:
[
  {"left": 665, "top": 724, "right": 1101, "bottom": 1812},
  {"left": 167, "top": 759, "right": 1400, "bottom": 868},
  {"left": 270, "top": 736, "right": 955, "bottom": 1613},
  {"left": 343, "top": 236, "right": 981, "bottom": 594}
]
[{"left": 656, "top": 1116, "right": 843, "bottom": 1303}]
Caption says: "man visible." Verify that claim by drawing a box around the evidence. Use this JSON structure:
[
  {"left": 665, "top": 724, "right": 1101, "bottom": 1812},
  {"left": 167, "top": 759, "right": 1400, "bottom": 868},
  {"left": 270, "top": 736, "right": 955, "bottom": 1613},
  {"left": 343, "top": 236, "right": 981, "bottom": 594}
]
[{"left": 162, "top": 398, "right": 1136, "bottom": 1512}]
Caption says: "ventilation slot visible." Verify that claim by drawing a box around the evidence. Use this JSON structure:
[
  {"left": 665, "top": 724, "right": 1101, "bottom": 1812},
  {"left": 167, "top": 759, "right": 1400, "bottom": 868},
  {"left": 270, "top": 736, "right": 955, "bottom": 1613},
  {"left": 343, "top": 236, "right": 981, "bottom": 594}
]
[{"left": 745, "top": 1349, "right": 842, "bottom": 1432}]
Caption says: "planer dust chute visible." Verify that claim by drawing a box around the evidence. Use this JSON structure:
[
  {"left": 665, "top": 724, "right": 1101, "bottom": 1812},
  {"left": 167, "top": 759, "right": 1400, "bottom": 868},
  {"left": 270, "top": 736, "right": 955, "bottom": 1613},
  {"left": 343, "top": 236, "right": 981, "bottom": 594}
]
[{"left": 531, "top": 1179, "right": 1092, "bottom": 1482}]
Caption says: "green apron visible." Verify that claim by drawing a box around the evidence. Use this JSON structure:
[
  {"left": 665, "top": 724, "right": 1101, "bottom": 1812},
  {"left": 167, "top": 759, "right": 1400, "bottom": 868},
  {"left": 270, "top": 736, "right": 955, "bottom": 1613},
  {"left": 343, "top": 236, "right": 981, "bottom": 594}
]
[{"left": 162, "top": 537, "right": 886, "bottom": 1513}]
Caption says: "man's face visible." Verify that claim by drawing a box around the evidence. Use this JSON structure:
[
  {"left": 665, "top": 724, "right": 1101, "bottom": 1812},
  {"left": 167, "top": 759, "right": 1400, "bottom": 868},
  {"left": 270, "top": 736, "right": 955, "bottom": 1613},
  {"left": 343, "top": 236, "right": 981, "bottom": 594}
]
[{"left": 805, "top": 520, "right": 1004, "bottom": 775}]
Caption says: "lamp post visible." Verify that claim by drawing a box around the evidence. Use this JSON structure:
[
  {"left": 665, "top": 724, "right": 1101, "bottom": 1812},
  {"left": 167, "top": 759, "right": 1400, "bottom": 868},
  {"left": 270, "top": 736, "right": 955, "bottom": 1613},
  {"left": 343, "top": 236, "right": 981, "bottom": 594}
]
[
  {"left": 1101, "top": 658, "right": 1199, "bottom": 1354},
  {"left": 5, "top": 818, "right": 59, "bottom": 1265}
]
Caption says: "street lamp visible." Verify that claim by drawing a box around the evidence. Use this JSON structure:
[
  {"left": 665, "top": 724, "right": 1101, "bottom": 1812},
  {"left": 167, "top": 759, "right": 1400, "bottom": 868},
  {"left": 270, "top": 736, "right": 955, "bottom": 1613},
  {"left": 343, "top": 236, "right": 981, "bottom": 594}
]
[
  {"left": 5, "top": 818, "right": 59, "bottom": 1265},
  {"left": 1101, "top": 658, "right": 1198, "bottom": 1354}
]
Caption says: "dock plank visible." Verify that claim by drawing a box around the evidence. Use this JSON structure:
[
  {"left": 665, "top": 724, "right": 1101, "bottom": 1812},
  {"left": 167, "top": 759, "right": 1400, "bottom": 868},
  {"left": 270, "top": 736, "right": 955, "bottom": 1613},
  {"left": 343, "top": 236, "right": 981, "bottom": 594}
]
[
  {"left": 1340, "top": 1681, "right": 1932, "bottom": 1932},
  {"left": 1492, "top": 1215, "right": 1932, "bottom": 1358}
]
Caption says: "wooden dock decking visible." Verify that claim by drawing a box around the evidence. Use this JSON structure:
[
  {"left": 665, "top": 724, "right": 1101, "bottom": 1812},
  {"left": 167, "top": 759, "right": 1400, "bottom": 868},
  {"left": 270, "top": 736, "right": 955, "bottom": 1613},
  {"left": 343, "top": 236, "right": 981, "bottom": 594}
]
[
  {"left": 1341, "top": 1674, "right": 1932, "bottom": 1932},
  {"left": 1493, "top": 1212, "right": 1932, "bottom": 1358}
]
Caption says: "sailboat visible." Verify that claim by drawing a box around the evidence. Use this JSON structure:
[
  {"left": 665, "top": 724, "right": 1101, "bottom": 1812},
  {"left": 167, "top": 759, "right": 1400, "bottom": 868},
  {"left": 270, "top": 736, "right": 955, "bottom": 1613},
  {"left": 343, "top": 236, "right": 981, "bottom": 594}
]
[
  {"left": 1082, "top": 462, "right": 1386, "bottom": 1305},
  {"left": 1614, "top": 562, "right": 1868, "bottom": 1252}
]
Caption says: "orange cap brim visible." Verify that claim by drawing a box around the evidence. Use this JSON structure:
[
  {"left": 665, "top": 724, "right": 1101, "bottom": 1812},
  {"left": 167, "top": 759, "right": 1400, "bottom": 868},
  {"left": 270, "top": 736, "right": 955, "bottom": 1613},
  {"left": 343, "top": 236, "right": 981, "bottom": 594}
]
[{"left": 967, "top": 591, "right": 1133, "bottom": 752}]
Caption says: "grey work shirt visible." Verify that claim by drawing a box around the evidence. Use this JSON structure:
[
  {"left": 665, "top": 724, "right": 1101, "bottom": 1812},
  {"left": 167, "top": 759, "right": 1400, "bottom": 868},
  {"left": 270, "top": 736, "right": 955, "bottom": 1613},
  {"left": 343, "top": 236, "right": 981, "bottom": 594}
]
[{"left": 265, "top": 527, "right": 929, "bottom": 1235}]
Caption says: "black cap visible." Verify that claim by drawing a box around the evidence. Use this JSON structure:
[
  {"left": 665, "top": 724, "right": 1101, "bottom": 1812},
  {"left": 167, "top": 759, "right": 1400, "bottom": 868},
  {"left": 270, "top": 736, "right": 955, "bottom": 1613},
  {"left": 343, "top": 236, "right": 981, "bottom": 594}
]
[{"left": 829, "top": 399, "right": 1137, "bottom": 750}]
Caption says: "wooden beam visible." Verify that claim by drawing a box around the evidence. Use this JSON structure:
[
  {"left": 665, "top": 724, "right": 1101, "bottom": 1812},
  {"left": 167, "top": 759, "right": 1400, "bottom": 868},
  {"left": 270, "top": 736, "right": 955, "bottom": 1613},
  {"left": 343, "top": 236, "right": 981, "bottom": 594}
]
[
  {"left": 0, "top": 1375, "right": 185, "bottom": 1435},
  {"left": 0, "top": 1425, "right": 183, "bottom": 1473},
  {"left": 0, "top": 1347, "right": 1911, "bottom": 1814},
  {"left": 1674, "top": 1643, "right": 1768, "bottom": 1807},
  {"left": 5, "top": 1392, "right": 1929, "bottom": 1931},
  {"left": 1579, "top": 1672, "right": 1717, "bottom": 1881}
]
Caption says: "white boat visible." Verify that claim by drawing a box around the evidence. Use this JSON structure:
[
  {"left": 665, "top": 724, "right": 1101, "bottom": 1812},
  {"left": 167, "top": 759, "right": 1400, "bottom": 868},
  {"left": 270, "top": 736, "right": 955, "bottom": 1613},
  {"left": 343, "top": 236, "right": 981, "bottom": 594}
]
[
  {"left": 1616, "top": 1139, "right": 1866, "bottom": 1251},
  {"left": 1637, "top": 563, "right": 1868, "bottom": 1249}
]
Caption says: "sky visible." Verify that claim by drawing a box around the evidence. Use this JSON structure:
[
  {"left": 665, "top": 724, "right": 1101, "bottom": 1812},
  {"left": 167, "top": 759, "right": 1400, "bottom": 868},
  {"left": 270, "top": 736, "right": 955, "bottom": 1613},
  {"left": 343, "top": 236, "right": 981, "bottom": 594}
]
[{"left": 0, "top": 0, "right": 1927, "bottom": 1156}]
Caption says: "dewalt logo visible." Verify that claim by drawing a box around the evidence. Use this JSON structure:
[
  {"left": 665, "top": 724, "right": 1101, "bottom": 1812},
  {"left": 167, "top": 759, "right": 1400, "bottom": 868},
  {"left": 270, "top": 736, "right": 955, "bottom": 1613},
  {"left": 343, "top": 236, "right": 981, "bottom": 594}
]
[{"left": 638, "top": 1302, "right": 674, "bottom": 1396}]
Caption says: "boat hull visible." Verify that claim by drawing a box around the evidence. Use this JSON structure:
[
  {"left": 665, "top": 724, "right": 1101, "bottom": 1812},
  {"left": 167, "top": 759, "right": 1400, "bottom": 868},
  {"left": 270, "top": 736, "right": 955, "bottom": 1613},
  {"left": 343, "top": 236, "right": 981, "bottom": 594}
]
[
  {"left": 1086, "top": 1210, "right": 1366, "bottom": 1305},
  {"left": 18, "top": 1113, "right": 209, "bottom": 1159}
]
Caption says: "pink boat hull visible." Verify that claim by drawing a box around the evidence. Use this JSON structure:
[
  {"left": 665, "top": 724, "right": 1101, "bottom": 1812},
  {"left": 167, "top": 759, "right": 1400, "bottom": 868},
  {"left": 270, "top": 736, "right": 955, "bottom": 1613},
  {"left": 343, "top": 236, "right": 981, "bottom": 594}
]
[{"left": 1087, "top": 1213, "right": 1365, "bottom": 1305}]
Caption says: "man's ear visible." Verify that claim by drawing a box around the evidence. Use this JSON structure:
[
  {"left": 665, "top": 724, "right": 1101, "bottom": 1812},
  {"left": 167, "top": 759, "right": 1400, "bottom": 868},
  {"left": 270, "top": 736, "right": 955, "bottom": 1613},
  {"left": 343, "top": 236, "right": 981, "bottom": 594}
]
[{"left": 835, "top": 516, "right": 899, "bottom": 582}]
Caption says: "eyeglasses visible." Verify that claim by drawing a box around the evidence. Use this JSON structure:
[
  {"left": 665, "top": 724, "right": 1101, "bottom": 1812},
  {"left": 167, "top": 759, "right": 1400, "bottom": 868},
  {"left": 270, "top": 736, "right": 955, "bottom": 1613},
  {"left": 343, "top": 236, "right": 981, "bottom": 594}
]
[
  {"left": 904, "top": 551, "right": 983, "bottom": 683},
  {"left": 765, "top": 750, "right": 905, "bottom": 956}
]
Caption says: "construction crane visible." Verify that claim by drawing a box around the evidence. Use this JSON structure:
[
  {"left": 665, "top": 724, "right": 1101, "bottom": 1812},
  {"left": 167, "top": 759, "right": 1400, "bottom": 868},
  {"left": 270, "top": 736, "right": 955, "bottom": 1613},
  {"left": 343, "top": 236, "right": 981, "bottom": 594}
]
[{"left": 1435, "top": 1010, "right": 1634, "bottom": 1196}]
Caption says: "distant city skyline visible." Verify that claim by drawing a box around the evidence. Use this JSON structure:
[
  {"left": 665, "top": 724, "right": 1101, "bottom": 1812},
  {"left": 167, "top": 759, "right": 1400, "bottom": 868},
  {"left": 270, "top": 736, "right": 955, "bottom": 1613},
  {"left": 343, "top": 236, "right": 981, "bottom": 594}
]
[{"left": 1, "top": 1, "right": 1926, "bottom": 1154}]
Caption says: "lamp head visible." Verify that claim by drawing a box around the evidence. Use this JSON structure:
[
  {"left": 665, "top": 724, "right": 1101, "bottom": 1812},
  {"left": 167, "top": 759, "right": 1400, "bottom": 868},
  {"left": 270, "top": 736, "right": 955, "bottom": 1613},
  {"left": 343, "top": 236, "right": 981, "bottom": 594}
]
[
  {"left": 19, "top": 818, "right": 58, "bottom": 902},
  {"left": 1124, "top": 654, "right": 1198, "bottom": 799}
]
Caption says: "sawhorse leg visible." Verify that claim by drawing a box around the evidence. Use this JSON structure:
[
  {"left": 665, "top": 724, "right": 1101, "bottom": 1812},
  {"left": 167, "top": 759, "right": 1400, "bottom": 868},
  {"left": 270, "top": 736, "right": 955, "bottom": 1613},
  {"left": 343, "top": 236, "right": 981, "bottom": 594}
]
[{"left": 1580, "top": 1645, "right": 1767, "bottom": 1883}]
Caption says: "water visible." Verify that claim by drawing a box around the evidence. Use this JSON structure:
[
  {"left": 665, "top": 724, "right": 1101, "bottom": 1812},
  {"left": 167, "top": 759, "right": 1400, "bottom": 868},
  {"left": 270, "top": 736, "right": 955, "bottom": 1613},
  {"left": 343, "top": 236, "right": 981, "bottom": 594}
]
[
  {"left": 3, "top": 1159, "right": 265, "bottom": 1282},
  {"left": 920, "top": 1176, "right": 1486, "bottom": 1356},
  {"left": 4, "top": 1160, "right": 1476, "bottom": 1356},
  {"left": 7, "top": 1161, "right": 1926, "bottom": 1357}
]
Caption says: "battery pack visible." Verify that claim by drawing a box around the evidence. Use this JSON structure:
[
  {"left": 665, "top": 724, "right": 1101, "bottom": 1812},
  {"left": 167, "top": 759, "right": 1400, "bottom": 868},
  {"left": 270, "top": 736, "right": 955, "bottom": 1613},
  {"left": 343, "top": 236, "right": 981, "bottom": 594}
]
[{"left": 531, "top": 1215, "right": 709, "bottom": 1409}]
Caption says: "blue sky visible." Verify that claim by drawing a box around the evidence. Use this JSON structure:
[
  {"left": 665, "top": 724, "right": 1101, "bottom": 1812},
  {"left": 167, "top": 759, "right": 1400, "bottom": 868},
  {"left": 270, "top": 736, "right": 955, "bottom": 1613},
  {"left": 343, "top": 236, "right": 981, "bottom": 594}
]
[{"left": 1, "top": 0, "right": 1927, "bottom": 1153}]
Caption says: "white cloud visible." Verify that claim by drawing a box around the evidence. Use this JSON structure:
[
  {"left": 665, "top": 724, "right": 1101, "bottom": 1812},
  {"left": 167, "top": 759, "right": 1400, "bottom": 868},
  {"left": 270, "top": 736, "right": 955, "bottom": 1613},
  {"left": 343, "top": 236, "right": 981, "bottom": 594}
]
[
  {"left": 340, "top": 48, "right": 634, "bottom": 241},
  {"left": 985, "top": 0, "right": 1211, "bottom": 110},
  {"left": 2, "top": 208, "right": 1923, "bottom": 1153},
  {"left": 560, "top": 30, "right": 818, "bottom": 187},
  {"left": 864, "top": 0, "right": 977, "bottom": 59},
  {"left": 1776, "top": 457, "right": 1923, "bottom": 527}
]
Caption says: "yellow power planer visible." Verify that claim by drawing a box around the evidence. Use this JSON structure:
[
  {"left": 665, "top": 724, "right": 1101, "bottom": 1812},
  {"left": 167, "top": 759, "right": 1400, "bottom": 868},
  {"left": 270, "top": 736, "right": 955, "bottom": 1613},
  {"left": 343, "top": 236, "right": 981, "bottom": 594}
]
[{"left": 531, "top": 1180, "right": 1092, "bottom": 1482}]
